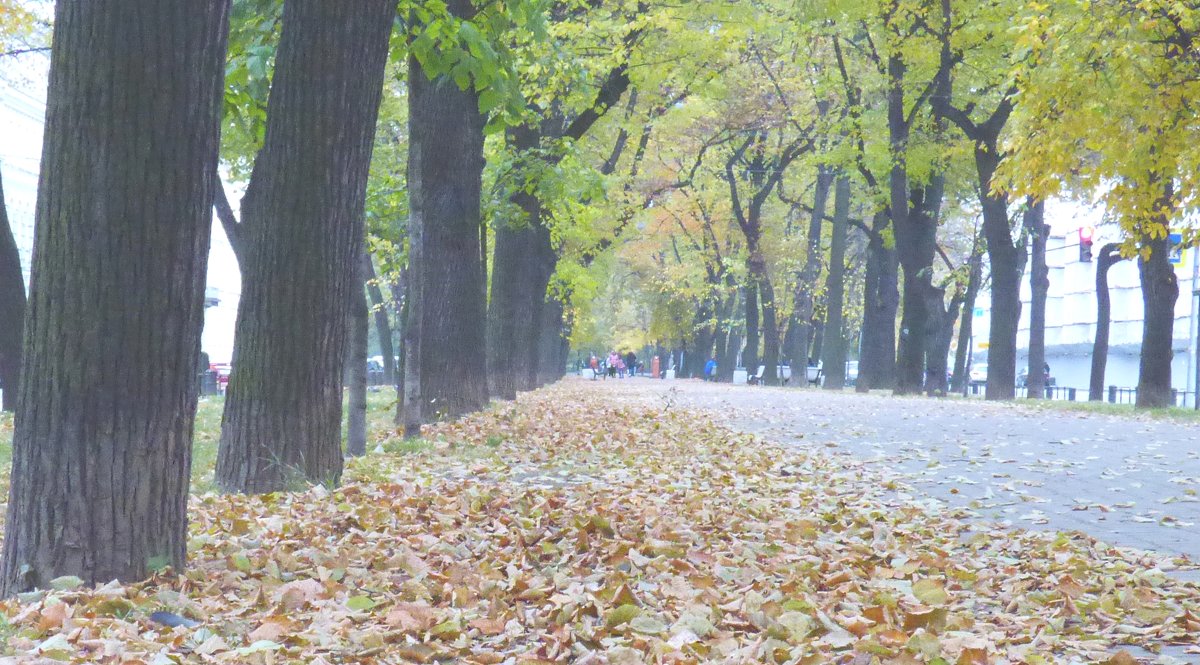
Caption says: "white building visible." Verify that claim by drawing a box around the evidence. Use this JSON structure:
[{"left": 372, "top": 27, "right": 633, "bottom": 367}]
[{"left": 971, "top": 198, "right": 1199, "bottom": 405}]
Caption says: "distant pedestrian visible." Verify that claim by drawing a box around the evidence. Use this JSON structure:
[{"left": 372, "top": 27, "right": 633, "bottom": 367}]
[
  {"left": 589, "top": 354, "right": 599, "bottom": 380},
  {"left": 617, "top": 357, "right": 626, "bottom": 379},
  {"left": 607, "top": 352, "right": 619, "bottom": 379},
  {"left": 625, "top": 351, "right": 638, "bottom": 377},
  {"left": 704, "top": 356, "right": 717, "bottom": 381}
]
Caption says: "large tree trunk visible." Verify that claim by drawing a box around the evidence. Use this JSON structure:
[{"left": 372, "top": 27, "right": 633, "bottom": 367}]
[
  {"left": 742, "top": 282, "right": 759, "bottom": 376},
  {"left": 536, "top": 297, "right": 566, "bottom": 386},
  {"left": 821, "top": 177, "right": 851, "bottom": 390},
  {"left": 977, "top": 153, "right": 1024, "bottom": 400},
  {"left": 217, "top": 0, "right": 395, "bottom": 493},
  {"left": 402, "top": 1, "right": 489, "bottom": 432},
  {"left": 346, "top": 248, "right": 369, "bottom": 457},
  {"left": 786, "top": 168, "right": 833, "bottom": 366},
  {"left": 362, "top": 254, "right": 395, "bottom": 386},
  {"left": 925, "top": 285, "right": 962, "bottom": 396},
  {"left": 1025, "top": 201, "right": 1049, "bottom": 399},
  {"left": 752, "top": 250, "right": 781, "bottom": 386},
  {"left": 1, "top": 0, "right": 229, "bottom": 594},
  {"left": 1137, "top": 231, "right": 1179, "bottom": 408},
  {"left": 714, "top": 287, "right": 738, "bottom": 382},
  {"left": 857, "top": 213, "right": 899, "bottom": 392},
  {"left": 950, "top": 241, "right": 983, "bottom": 393},
  {"left": 488, "top": 126, "right": 546, "bottom": 399},
  {"left": 1089, "top": 243, "right": 1123, "bottom": 401},
  {"left": 894, "top": 180, "right": 943, "bottom": 395},
  {"left": 0, "top": 171, "right": 25, "bottom": 412}
]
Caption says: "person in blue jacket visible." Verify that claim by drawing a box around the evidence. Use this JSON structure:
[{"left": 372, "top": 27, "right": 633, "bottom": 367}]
[{"left": 703, "top": 357, "right": 717, "bottom": 381}]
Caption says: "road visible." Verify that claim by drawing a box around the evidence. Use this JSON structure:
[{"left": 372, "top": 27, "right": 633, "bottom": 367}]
[{"left": 603, "top": 377, "right": 1200, "bottom": 562}]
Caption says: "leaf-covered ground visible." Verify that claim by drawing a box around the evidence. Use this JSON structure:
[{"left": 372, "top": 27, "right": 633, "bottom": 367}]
[{"left": 0, "top": 382, "right": 1197, "bottom": 664}]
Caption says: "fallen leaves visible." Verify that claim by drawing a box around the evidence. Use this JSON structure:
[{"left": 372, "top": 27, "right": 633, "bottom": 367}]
[{"left": 0, "top": 381, "right": 1195, "bottom": 664}]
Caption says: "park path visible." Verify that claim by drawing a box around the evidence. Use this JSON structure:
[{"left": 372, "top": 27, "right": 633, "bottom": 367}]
[{"left": 588, "top": 376, "right": 1200, "bottom": 563}]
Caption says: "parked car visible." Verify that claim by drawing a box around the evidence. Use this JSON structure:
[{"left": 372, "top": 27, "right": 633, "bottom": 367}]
[
  {"left": 969, "top": 362, "right": 987, "bottom": 385},
  {"left": 209, "top": 363, "right": 232, "bottom": 393}
]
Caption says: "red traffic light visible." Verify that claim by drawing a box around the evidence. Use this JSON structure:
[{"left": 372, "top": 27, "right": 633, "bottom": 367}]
[{"left": 1078, "top": 226, "right": 1095, "bottom": 242}]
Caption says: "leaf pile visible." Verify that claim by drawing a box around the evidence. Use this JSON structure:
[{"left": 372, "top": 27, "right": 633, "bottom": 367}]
[{"left": 0, "top": 382, "right": 1197, "bottom": 664}]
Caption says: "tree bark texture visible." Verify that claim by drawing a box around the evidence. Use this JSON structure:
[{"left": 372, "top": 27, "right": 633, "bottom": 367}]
[
  {"left": 217, "top": 0, "right": 395, "bottom": 493},
  {"left": 925, "top": 284, "right": 961, "bottom": 396},
  {"left": 1137, "top": 232, "right": 1179, "bottom": 408},
  {"left": 751, "top": 250, "right": 781, "bottom": 386},
  {"left": 786, "top": 168, "right": 832, "bottom": 366},
  {"left": 1, "top": 0, "right": 229, "bottom": 594},
  {"left": 362, "top": 254, "right": 395, "bottom": 386},
  {"left": 1025, "top": 201, "right": 1049, "bottom": 399},
  {"left": 893, "top": 180, "right": 943, "bottom": 395},
  {"left": 1089, "top": 243, "right": 1123, "bottom": 401},
  {"left": 821, "top": 177, "right": 851, "bottom": 390},
  {"left": 346, "top": 247, "right": 369, "bottom": 457},
  {"left": 0, "top": 171, "right": 25, "bottom": 412},
  {"left": 714, "top": 287, "right": 738, "bottom": 382},
  {"left": 977, "top": 153, "right": 1024, "bottom": 401},
  {"left": 741, "top": 282, "right": 759, "bottom": 375},
  {"left": 403, "top": 6, "right": 490, "bottom": 430},
  {"left": 857, "top": 212, "right": 899, "bottom": 392},
  {"left": 950, "top": 241, "right": 983, "bottom": 393}
]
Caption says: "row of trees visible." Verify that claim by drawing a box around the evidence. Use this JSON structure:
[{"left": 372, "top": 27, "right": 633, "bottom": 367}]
[
  {"left": 572, "top": 0, "right": 1200, "bottom": 412},
  {"left": 0, "top": 0, "right": 1196, "bottom": 593}
]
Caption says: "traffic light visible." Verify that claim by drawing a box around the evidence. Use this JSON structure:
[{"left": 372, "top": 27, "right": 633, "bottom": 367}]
[{"left": 1079, "top": 226, "right": 1094, "bottom": 262}]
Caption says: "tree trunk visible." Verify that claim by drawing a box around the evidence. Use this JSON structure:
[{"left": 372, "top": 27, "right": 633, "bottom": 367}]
[
  {"left": 536, "top": 297, "right": 566, "bottom": 386},
  {"left": 821, "top": 177, "right": 851, "bottom": 390},
  {"left": 950, "top": 241, "right": 983, "bottom": 393},
  {"left": 893, "top": 181, "right": 942, "bottom": 395},
  {"left": 715, "top": 287, "right": 738, "bottom": 382},
  {"left": 362, "top": 254, "right": 395, "bottom": 386},
  {"left": 786, "top": 168, "right": 833, "bottom": 366},
  {"left": 1025, "top": 201, "right": 1049, "bottom": 399},
  {"left": 1137, "top": 231, "right": 1179, "bottom": 408},
  {"left": 925, "top": 286, "right": 962, "bottom": 396},
  {"left": 1090, "top": 243, "right": 1123, "bottom": 401},
  {"left": 1, "top": 0, "right": 229, "bottom": 595},
  {"left": 0, "top": 171, "right": 25, "bottom": 412},
  {"left": 742, "top": 281, "right": 759, "bottom": 375},
  {"left": 857, "top": 212, "right": 899, "bottom": 392},
  {"left": 977, "top": 153, "right": 1024, "bottom": 401},
  {"left": 402, "top": 1, "right": 489, "bottom": 432},
  {"left": 217, "top": 0, "right": 395, "bottom": 493},
  {"left": 488, "top": 126, "right": 545, "bottom": 399},
  {"left": 346, "top": 248, "right": 369, "bottom": 457}
]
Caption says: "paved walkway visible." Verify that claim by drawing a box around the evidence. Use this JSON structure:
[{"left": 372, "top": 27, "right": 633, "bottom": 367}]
[{"left": 614, "top": 378, "right": 1200, "bottom": 561}]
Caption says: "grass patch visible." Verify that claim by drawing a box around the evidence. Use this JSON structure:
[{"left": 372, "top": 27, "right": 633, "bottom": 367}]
[
  {"left": 1018, "top": 396, "right": 1200, "bottom": 422},
  {"left": 0, "top": 388, "right": 406, "bottom": 493}
]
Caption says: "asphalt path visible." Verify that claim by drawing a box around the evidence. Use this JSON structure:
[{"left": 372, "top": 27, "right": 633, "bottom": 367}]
[{"left": 599, "top": 377, "right": 1200, "bottom": 562}]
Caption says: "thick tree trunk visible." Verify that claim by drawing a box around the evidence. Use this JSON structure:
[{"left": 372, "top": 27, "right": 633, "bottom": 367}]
[
  {"left": 742, "top": 282, "right": 759, "bottom": 375},
  {"left": 857, "top": 213, "right": 899, "bottom": 392},
  {"left": 749, "top": 249, "right": 781, "bottom": 386},
  {"left": 715, "top": 287, "right": 738, "bottom": 382},
  {"left": 402, "top": 2, "right": 489, "bottom": 432},
  {"left": 1025, "top": 201, "right": 1049, "bottom": 399},
  {"left": 786, "top": 168, "right": 833, "bottom": 366},
  {"left": 362, "top": 254, "right": 395, "bottom": 386},
  {"left": 925, "top": 286, "right": 962, "bottom": 396},
  {"left": 821, "top": 177, "right": 850, "bottom": 390},
  {"left": 1137, "top": 232, "right": 1179, "bottom": 408},
  {"left": 217, "top": 0, "right": 395, "bottom": 493},
  {"left": 0, "top": 171, "right": 25, "bottom": 412},
  {"left": 894, "top": 181, "right": 942, "bottom": 395},
  {"left": 488, "top": 126, "right": 546, "bottom": 399},
  {"left": 346, "top": 248, "right": 369, "bottom": 457},
  {"left": 950, "top": 243, "right": 983, "bottom": 393},
  {"left": 1089, "top": 244, "right": 1123, "bottom": 401},
  {"left": 1, "top": 0, "right": 229, "bottom": 594},
  {"left": 536, "top": 297, "right": 566, "bottom": 386},
  {"left": 977, "top": 153, "right": 1024, "bottom": 401}
]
